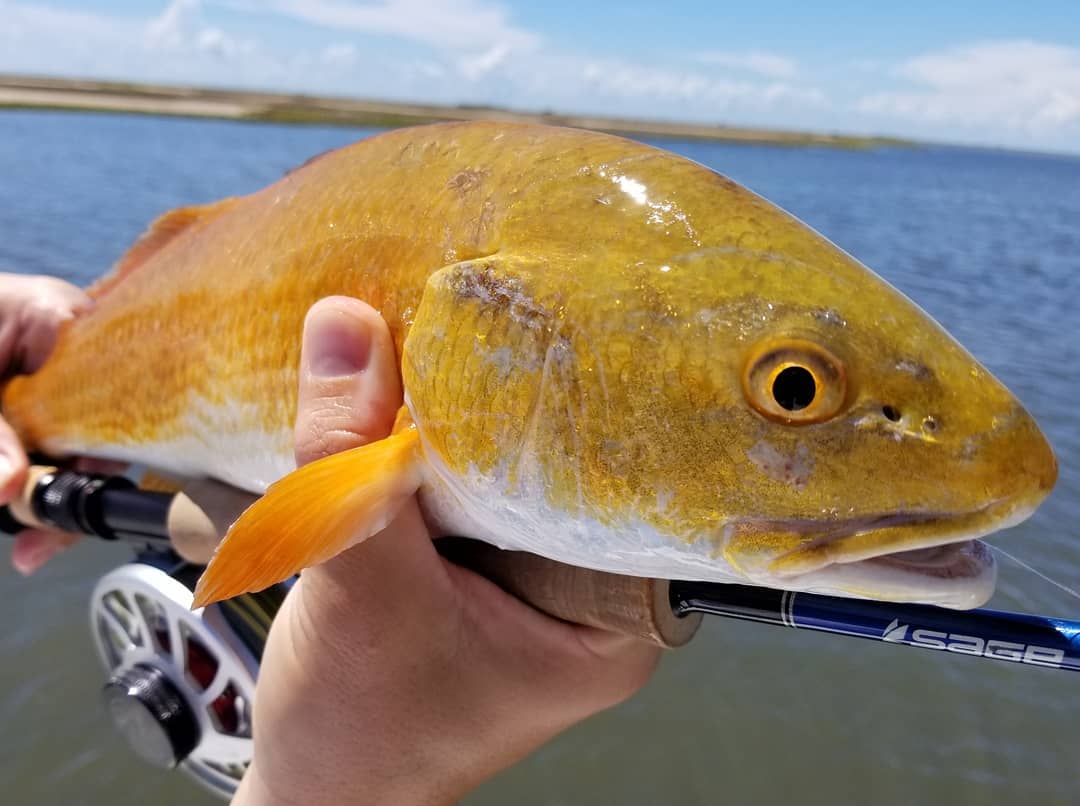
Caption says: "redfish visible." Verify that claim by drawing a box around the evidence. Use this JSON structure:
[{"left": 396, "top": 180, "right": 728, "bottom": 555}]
[{"left": 2, "top": 122, "right": 1056, "bottom": 610}]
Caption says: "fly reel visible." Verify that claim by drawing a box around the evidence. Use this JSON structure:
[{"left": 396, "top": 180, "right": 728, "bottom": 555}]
[{"left": 89, "top": 552, "right": 287, "bottom": 799}]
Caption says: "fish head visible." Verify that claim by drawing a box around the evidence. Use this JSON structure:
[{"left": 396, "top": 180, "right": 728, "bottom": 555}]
[
  {"left": 624, "top": 205, "right": 1058, "bottom": 608},
  {"left": 403, "top": 153, "right": 1056, "bottom": 609}
]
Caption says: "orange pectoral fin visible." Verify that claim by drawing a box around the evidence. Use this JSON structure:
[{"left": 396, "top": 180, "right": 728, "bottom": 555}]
[{"left": 191, "top": 426, "right": 422, "bottom": 608}]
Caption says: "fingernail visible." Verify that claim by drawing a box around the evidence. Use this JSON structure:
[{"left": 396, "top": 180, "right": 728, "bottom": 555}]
[
  {"left": 12, "top": 540, "right": 62, "bottom": 576},
  {"left": 0, "top": 454, "right": 12, "bottom": 487},
  {"left": 306, "top": 309, "right": 372, "bottom": 378}
]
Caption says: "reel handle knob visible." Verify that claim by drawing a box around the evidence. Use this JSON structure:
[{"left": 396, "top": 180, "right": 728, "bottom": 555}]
[{"left": 102, "top": 664, "right": 201, "bottom": 769}]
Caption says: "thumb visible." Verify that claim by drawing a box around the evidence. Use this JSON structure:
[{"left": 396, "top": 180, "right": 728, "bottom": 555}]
[{"left": 293, "top": 296, "right": 402, "bottom": 467}]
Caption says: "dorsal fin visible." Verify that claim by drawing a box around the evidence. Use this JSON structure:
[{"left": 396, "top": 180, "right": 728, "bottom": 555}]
[
  {"left": 283, "top": 147, "right": 336, "bottom": 179},
  {"left": 88, "top": 197, "right": 239, "bottom": 299}
]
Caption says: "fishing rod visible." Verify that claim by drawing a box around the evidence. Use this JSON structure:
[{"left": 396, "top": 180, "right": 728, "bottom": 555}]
[
  {"left": 454, "top": 541, "right": 1080, "bottom": 673},
  {"left": 672, "top": 580, "right": 1080, "bottom": 672},
  {"left": 5, "top": 465, "right": 1079, "bottom": 673},
  {"left": 0, "top": 465, "right": 175, "bottom": 549},
  {"left": 3, "top": 466, "right": 1077, "bottom": 798}
]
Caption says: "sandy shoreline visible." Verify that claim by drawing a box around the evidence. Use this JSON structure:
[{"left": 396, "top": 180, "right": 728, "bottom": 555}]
[
  {"left": 0, "top": 86, "right": 251, "bottom": 118},
  {"left": 0, "top": 75, "right": 910, "bottom": 150}
]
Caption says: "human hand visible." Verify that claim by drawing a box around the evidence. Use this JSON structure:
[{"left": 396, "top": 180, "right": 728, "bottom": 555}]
[
  {"left": 0, "top": 273, "right": 91, "bottom": 574},
  {"left": 232, "top": 297, "right": 662, "bottom": 806}
]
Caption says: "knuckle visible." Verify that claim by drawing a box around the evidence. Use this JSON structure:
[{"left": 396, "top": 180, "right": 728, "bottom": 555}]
[{"left": 295, "top": 401, "right": 371, "bottom": 462}]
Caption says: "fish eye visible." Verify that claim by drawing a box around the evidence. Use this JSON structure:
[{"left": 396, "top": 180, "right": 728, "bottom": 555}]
[
  {"left": 772, "top": 366, "right": 816, "bottom": 411},
  {"left": 742, "top": 339, "right": 847, "bottom": 425}
]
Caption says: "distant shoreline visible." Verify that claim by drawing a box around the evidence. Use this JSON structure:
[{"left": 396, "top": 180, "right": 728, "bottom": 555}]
[{"left": 0, "top": 74, "right": 912, "bottom": 150}]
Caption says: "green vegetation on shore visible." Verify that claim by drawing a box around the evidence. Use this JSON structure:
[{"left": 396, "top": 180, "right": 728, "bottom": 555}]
[{"left": 0, "top": 74, "right": 913, "bottom": 150}]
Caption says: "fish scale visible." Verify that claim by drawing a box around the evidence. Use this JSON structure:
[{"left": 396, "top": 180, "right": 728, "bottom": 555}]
[{"left": 1, "top": 121, "right": 1055, "bottom": 609}]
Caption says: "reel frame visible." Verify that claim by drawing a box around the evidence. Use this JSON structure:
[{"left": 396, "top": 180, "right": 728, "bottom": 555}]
[{"left": 89, "top": 559, "right": 261, "bottom": 799}]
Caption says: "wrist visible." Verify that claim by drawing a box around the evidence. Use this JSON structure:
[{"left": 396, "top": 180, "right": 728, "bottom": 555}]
[
  {"left": 231, "top": 763, "right": 290, "bottom": 806},
  {"left": 232, "top": 755, "right": 464, "bottom": 806}
]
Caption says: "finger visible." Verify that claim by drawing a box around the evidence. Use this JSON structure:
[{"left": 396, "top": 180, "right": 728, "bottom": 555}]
[
  {"left": 289, "top": 295, "right": 443, "bottom": 607},
  {"left": 294, "top": 296, "right": 402, "bottom": 467},
  {"left": 13, "top": 277, "right": 91, "bottom": 373},
  {"left": 73, "top": 456, "right": 128, "bottom": 476},
  {"left": 568, "top": 625, "right": 663, "bottom": 708},
  {"left": 301, "top": 500, "right": 444, "bottom": 634},
  {"left": 0, "top": 415, "right": 28, "bottom": 504},
  {"left": 449, "top": 561, "right": 662, "bottom": 714},
  {"left": 19, "top": 312, "right": 72, "bottom": 374},
  {"left": 288, "top": 296, "right": 439, "bottom": 635},
  {"left": 11, "top": 528, "right": 79, "bottom": 576}
]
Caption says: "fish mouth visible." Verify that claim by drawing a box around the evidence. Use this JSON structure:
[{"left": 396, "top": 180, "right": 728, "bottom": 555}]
[{"left": 739, "top": 497, "right": 1041, "bottom": 609}]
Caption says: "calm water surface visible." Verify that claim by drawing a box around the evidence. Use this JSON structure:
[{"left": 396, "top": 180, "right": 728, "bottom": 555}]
[{"left": 1, "top": 111, "right": 1077, "bottom": 805}]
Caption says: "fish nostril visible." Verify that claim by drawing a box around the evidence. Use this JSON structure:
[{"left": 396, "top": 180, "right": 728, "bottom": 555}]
[
  {"left": 881, "top": 405, "right": 902, "bottom": 422},
  {"left": 922, "top": 416, "right": 939, "bottom": 434}
]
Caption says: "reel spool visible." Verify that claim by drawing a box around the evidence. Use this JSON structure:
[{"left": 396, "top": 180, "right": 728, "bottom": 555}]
[{"left": 89, "top": 554, "right": 285, "bottom": 799}]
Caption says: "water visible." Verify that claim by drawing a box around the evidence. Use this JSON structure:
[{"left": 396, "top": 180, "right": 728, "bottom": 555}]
[{"left": 0, "top": 110, "right": 1077, "bottom": 805}]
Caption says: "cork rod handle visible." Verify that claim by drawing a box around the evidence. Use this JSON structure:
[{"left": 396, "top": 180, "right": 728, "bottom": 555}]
[{"left": 438, "top": 538, "right": 702, "bottom": 648}]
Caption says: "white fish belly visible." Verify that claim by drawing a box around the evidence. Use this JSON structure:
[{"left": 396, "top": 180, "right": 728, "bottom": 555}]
[
  {"left": 44, "top": 395, "right": 294, "bottom": 494},
  {"left": 414, "top": 433, "right": 746, "bottom": 584}
]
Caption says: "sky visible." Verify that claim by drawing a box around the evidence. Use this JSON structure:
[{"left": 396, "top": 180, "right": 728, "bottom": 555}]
[{"left": 3, "top": 1, "right": 1080, "bottom": 154}]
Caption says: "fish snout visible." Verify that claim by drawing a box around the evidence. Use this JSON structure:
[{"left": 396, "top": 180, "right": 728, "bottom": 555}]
[
  {"left": 972, "top": 402, "right": 1057, "bottom": 514},
  {"left": 1014, "top": 406, "right": 1057, "bottom": 496}
]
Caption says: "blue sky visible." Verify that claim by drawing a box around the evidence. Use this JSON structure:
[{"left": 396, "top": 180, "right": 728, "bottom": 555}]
[{"left": 3, "top": 1, "right": 1080, "bottom": 153}]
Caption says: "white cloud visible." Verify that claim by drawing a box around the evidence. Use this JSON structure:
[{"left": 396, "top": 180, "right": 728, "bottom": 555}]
[
  {"left": 577, "top": 59, "right": 825, "bottom": 112},
  {"left": 145, "top": 0, "right": 201, "bottom": 50},
  {"left": 0, "top": 3, "right": 822, "bottom": 124},
  {"left": 3, "top": 2, "right": 276, "bottom": 87},
  {"left": 320, "top": 42, "right": 359, "bottom": 69},
  {"left": 249, "top": 0, "right": 538, "bottom": 52},
  {"left": 859, "top": 41, "right": 1080, "bottom": 140},
  {"left": 2, "top": 2, "right": 143, "bottom": 77},
  {"left": 196, "top": 27, "right": 255, "bottom": 60},
  {"left": 4, "top": 5, "right": 1077, "bottom": 152},
  {"left": 694, "top": 50, "right": 798, "bottom": 80},
  {"left": 412, "top": 59, "right": 448, "bottom": 80},
  {"left": 141, "top": 0, "right": 255, "bottom": 61},
  {"left": 458, "top": 42, "right": 510, "bottom": 80},
  {"left": 3, "top": 2, "right": 141, "bottom": 47}
]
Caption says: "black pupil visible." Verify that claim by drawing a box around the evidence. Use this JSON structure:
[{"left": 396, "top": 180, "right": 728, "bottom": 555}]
[{"left": 772, "top": 366, "right": 816, "bottom": 411}]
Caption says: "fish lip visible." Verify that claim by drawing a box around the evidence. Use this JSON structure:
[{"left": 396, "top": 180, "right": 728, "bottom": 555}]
[
  {"left": 773, "top": 510, "right": 957, "bottom": 560},
  {"left": 737, "top": 491, "right": 1047, "bottom": 607},
  {"left": 762, "top": 494, "right": 1030, "bottom": 578},
  {"left": 766, "top": 540, "right": 999, "bottom": 610},
  {"left": 860, "top": 539, "right": 991, "bottom": 578},
  {"left": 740, "top": 494, "right": 1046, "bottom": 609}
]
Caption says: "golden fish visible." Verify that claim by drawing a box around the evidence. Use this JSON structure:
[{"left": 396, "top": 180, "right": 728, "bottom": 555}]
[{"left": 2, "top": 122, "right": 1056, "bottom": 610}]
